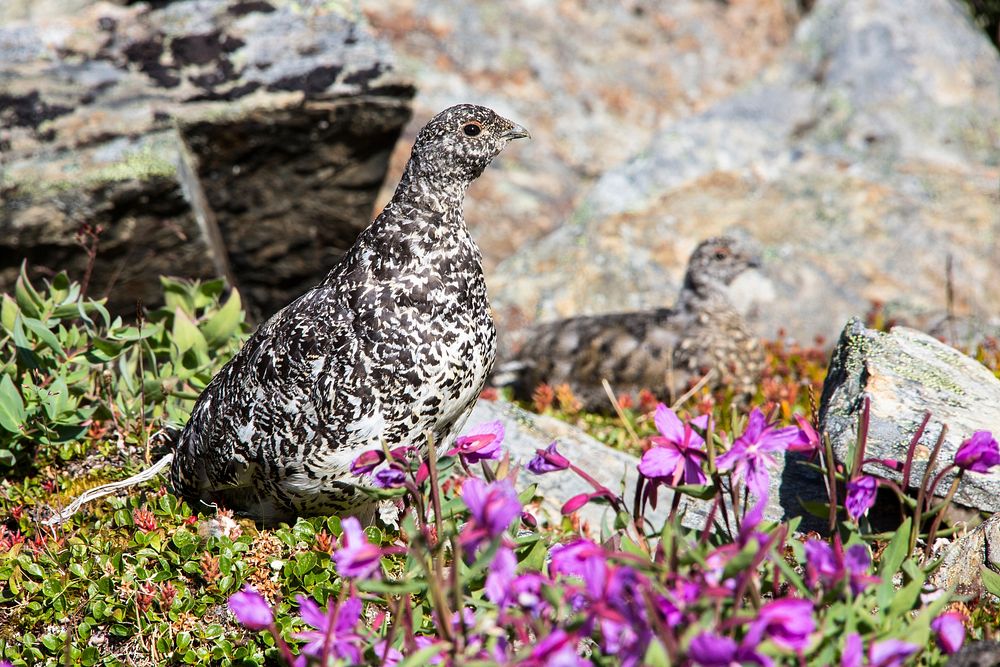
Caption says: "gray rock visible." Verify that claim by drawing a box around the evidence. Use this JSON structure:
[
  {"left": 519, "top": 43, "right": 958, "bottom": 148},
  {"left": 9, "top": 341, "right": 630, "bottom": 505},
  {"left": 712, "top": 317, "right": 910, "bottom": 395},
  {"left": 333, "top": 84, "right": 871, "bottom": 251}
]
[
  {"left": 489, "top": 0, "right": 1000, "bottom": 346},
  {"left": 946, "top": 640, "right": 1000, "bottom": 667},
  {"left": 930, "top": 512, "right": 1000, "bottom": 595},
  {"left": 820, "top": 319, "right": 1000, "bottom": 512},
  {"left": 1, "top": 0, "right": 413, "bottom": 317},
  {"left": 467, "top": 398, "right": 826, "bottom": 533},
  {"left": 359, "top": 0, "right": 800, "bottom": 274}
]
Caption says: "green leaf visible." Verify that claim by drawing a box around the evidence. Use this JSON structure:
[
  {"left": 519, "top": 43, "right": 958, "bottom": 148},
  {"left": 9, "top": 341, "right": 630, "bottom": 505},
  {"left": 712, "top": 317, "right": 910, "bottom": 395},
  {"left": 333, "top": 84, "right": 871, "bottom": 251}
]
[
  {"left": 201, "top": 289, "right": 243, "bottom": 347},
  {"left": 0, "top": 375, "right": 25, "bottom": 433},
  {"left": 1, "top": 294, "right": 18, "bottom": 332},
  {"left": 357, "top": 578, "right": 424, "bottom": 595},
  {"left": 981, "top": 565, "right": 1000, "bottom": 597},
  {"left": 171, "top": 307, "right": 207, "bottom": 356},
  {"left": 888, "top": 574, "right": 924, "bottom": 617},
  {"left": 40, "top": 634, "right": 62, "bottom": 652},
  {"left": 14, "top": 263, "right": 43, "bottom": 318},
  {"left": 22, "top": 317, "right": 66, "bottom": 357},
  {"left": 878, "top": 517, "right": 910, "bottom": 578},
  {"left": 643, "top": 639, "right": 671, "bottom": 667}
]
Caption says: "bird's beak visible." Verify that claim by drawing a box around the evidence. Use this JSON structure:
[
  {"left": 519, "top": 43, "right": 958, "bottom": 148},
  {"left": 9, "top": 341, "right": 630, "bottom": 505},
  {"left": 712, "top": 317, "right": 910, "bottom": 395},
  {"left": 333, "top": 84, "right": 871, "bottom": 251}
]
[{"left": 501, "top": 122, "right": 531, "bottom": 141}]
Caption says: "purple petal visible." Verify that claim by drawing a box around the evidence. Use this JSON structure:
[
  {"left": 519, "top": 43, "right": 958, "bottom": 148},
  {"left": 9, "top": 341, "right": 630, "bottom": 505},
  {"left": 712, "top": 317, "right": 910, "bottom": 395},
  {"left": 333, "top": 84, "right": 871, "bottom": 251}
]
[
  {"left": 740, "top": 409, "right": 767, "bottom": 444},
  {"left": 350, "top": 449, "right": 385, "bottom": 475},
  {"left": 654, "top": 404, "right": 686, "bottom": 443},
  {"left": 683, "top": 455, "right": 708, "bottom": 485},
  {"left": 841, "top": 633, "right": 863, "bottom": 667},
  {"left": 750, "top": 598, "right": 814, "bottom": 652},
  {"left": 486, "top": 546, "right": 517, "bottom": 605},
  {"left": 461, "top": 478, "right": 487, "bottom": 518},
  {"left": 228, "top": 585, "right": 273, "bottom": 630},
  {"left": 744, "top": 458, "right": 772, "bottom": 498},
  {"left": 638, "top": 447, "right": 683, "bottom": 480},
  {"left": 804, "top": 540, "right": 838, "bottom": 585},
  {"left": 955, "top": 431, "right": 1000, "bottom": 473},
  {"left": 931, "top": 612, "right": 966, "bottom": 655},
  {"left": 336, "top": 595, "right": 362, "bottom": 633},
  {"left": 844, "top": 544, "right": 871, "bottom": 576},
  {"left": 869, "top": 639, "right": 919, "bottom": 667},
  {"left": 295, "top": 595, "right": 327, "bottom": 631},
  {"left": 528, "top": 441, "right": 571, "bottom": 474},
  {"left": 688, "top": 632, "right": 738, "bottom": 666},
  {"left": 845, "top": 476, "right": 878, "bottom": 521}
]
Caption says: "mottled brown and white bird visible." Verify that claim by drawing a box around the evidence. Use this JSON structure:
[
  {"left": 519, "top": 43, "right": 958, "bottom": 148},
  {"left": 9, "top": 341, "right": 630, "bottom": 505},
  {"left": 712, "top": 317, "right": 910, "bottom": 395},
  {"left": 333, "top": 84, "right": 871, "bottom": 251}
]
[
  {"left": 497, "top": 237, "right": 765, "bottom": 412},
  {"left": 169, "top": 104, "right": 528, "bottom": 522}
]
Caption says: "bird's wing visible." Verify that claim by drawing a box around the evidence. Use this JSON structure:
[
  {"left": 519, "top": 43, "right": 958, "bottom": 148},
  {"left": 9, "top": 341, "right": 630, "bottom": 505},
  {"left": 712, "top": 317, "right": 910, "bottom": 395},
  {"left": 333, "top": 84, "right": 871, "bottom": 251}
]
[
  {"left": 171, "top": 285, "right": 359, "bottom": 497},
  {"left": 507, "top": 309, "right": 684, "bottom": 395}
]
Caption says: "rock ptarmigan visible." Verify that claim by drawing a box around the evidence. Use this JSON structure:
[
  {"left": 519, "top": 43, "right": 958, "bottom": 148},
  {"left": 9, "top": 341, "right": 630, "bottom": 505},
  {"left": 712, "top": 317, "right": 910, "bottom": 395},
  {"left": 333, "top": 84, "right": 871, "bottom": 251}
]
[
  {"left": 497, "top": 236, "right": 765, "bottom": 412},
  {"left": 170, "top": 104, "right": 528, "bottom": 522}
]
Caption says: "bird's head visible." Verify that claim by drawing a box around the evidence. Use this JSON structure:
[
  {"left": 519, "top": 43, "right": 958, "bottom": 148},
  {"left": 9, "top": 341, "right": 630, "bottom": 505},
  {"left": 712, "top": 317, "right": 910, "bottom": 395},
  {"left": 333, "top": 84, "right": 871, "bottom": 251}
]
[
  {"left": 405, "top": 104, "right": 530, "bottom": 189},
  {"left": 683, "top": 236, "right": 762, "bottom": 292}
]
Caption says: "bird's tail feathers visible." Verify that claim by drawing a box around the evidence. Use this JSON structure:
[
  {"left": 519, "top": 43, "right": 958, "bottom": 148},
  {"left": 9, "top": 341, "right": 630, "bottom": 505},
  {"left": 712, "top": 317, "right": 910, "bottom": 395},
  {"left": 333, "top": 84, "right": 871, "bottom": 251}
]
[{"left": 488, "top": 359, "right": 532, "bottom": 388}]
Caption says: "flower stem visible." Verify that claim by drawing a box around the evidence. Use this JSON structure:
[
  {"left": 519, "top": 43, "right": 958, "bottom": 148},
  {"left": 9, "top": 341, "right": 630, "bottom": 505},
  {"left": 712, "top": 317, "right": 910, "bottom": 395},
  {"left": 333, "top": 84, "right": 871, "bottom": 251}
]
[
  {"left": 267, "top": 625, "right": 298, "bottom": 667},
  {"left": 923, "top": 472, "right": 963, "bottom": 559},
  {"left": 911, "top": 423, "right": 948, "bottom": 556}
]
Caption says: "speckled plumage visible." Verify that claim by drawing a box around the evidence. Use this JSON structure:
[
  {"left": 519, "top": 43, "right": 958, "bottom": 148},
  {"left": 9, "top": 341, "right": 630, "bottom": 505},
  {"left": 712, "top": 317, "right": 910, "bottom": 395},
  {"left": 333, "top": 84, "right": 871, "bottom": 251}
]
[
  {"left": 500, "top": 237, "right": 765, "bottom": 412},
  {"left": 170, "top": 104, "right": 528, "bottom": 522}
]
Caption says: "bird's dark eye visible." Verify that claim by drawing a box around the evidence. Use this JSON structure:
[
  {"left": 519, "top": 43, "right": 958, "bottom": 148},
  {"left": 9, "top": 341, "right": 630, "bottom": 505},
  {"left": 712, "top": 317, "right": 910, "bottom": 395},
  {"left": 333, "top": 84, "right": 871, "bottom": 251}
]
[
  {"left": 714, "top": 250, "right": 729, "bottom": 260},
  {"left": 462, "top": 122, "right": 482, "bottom": 137}
]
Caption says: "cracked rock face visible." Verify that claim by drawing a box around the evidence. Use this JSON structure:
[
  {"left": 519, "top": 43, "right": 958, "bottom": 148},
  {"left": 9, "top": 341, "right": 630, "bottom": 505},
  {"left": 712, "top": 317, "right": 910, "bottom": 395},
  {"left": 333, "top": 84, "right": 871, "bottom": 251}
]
[
  {"left": 819, "top": 319, "right": 1000, "bottom": 513},
  {"left": 1, "top": 0, "right": 413, "bottom": 317}
]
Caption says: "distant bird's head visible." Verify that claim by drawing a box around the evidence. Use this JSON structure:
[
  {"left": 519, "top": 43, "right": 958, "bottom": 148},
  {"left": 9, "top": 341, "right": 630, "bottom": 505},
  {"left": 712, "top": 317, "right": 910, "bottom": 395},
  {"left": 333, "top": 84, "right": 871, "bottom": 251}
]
[
  {"left": 683, "top": 236, "right": 761, "bottom": 292},
  {"left": 404, "top": 104, "right": 530, "bottom": 190}
]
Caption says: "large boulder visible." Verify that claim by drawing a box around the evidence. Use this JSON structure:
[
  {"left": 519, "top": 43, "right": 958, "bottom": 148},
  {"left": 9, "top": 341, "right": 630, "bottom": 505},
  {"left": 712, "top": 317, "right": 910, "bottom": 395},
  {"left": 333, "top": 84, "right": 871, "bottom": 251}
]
[
  {"left": 929, "top": 512, "right": 1000, "bottom": 595},
  {"left": 820, "top": 319, "right": 1000, "bottom": 513},
  {"left": 1, "top": 0, "right": 413, "bottom": 317},
  {"left": 359, "top": 0, "right": 799, "bottom": 274},
  {"left": 489, "top": 0, "right": 1000, "bottom": 345}
]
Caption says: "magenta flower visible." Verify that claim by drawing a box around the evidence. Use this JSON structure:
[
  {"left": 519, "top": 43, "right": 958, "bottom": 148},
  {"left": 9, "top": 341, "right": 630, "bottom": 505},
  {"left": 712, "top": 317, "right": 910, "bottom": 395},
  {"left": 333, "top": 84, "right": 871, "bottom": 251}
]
[
  {"left": 746, "top": 598, "right": 815, "bottom": 653},
  {"left": 805, "top": 539, "right": 878, "bottom": 596},
  {"left": 954, "top": 431, "right": 1000, "bottom": 473},
  {"left": 333, "top": 517, "right": 383, "bottom": 579},
  {"left": 373, "top": 466, "right": 406, "bottom": 488},
  {"left": 372, "top": 640, "right": 403, "bottom": 666},
  {"left": 841, "top": 633, "right": 863, "bottom": 667},
  {"left": 843, "top": 544, "right": 880, "bottom": 594},
  {"left": 448, "top": 420, "right": 505, "bottom": 464},
  {"left": 688, "top": 632, "right": 772, "bottom": 667},
  {"left": 525, "top": 629, "right": 591, "bottom": 667},
  {"left": 485, "top": 546, "right": 517, "bottom": 606},
  {"left": 716, "top": 408, "right": 800, "bottom": 497},
  {"left": 638, "top": 405, "right": 708, "bottom": 486},
  {"left": 804, "top": 540, "right": 838, "bottom": 586},
  {"left": 295, "top": 594, "right": 363, "bottom": 663},
  {"left": 350, "top": 449, "right": 385, "bottom": 475},
  {"left": 460, "top": 478, "right": 521, "bottom": 551},
  {"left": 413, "top": 636, "right": 447, "bottom": 665},
  {"left": 228, "top": 585, "right": 274, "bottom": 630},
  {"left": 790, "top": 414, "right": 821, "bottom": 453},
  {"left": 528, "top": 441, "right": 571, "bottom": 474},
  {"left": 869, "top": 638, "right": 919, "bottom": 667},
  {"left": 549, "top": 539, "right": 604, "bottom": 578},
  {"left": 931, "top": 612, "right": 966, "bottom": 655},
  {"left": 845, "top": 475, "right": 878, "bottom": 520}
]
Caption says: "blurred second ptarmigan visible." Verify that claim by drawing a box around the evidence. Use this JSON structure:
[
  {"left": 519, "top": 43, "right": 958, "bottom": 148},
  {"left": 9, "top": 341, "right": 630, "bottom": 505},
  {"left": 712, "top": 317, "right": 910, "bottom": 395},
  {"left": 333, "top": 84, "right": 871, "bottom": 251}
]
[
  {"left": 495, "top": 237, "right": 765, "bottom": 412},
  {"left": 169, "top": 104, "right": 529, "bottom": 522}
]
